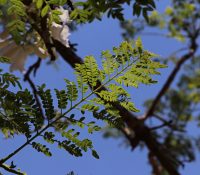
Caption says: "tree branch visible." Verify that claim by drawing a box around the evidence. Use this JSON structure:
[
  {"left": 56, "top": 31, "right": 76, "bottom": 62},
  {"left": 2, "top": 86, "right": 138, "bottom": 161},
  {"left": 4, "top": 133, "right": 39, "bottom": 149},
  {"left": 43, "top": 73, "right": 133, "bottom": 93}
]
[
  {"left": 144, "top": 40, "right": 198, "bottom": 120},
  {"left": 24, "top": 58, "right": 45, "bottom": 120},
  {"left": 148, "top": 152, "right": 164, "bottom": 175}
]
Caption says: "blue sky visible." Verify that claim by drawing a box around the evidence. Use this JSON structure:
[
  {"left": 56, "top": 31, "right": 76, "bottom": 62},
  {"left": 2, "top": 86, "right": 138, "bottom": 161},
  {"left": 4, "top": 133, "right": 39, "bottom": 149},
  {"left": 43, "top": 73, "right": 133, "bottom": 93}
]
[{"left": 0, "top": 1, "right": 200, "bottom": 175}]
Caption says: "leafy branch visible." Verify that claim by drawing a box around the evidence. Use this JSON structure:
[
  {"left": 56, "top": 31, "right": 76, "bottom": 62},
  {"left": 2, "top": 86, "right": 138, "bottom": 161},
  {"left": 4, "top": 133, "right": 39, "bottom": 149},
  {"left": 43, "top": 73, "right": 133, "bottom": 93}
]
[
  {"left": 53, "top": 39, "right": 181, "bottom": 175},
  {"left": 0, "top": 163, "right": 25, "bottom": 175},
  {"left": 0, "top": 40, "right": 164, "bottom": 174}
]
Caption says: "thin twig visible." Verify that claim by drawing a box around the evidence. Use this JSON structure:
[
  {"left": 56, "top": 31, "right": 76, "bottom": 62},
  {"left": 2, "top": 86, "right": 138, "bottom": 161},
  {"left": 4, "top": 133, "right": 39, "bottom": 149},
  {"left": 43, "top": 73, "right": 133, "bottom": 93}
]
[
  {"left": 0, "top": 164, "right": 24, "bottom": 175},
  {"left": 152, "top": 113, "right": 185, "bottom": 132},
  {"left": 153, "top": 113, "right": 168, "bottom": 123},
  {"left": 168, "top": 47, "right": 188, "bottom": 59},
  {"left": 140, "top": 32, "right": 171, "bottom": 38},
  {"left": 150, "top": 120, "right": 172, "bottom": 131},
  {"left": 24, "top": 57, "right": 41, "bottom": 77}
]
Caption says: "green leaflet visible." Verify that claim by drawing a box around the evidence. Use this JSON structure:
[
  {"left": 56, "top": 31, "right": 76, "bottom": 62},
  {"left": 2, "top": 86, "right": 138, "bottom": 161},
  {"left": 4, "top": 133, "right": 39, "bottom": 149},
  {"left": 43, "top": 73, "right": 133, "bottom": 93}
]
[
  {"left": 92, "top": 150, "right": 99, "bottom": 159},
  {"left": 5, "top": 0, "right": 26, "bottom": 43},
  {"left": 102, "top": 50, "right": 119, "bottom": 76},
  {"left": 114, "top": 43, "right": 166, "bottom": 88},
  {"left": 70, "top": 8, "right": 91, "bottom": 23},
  {"left": 43, "top": 132, "right": 55, "bottom": 144},
  {"left": 8, "top": 0, "right": 26, "bottom": 17},
  {"left": 65, "top": 79, "right": 78, "bottom": 103},
  {"left": 41, "top": 5, "right": 50, "bottom": 17},
  {"left": 32, "top": 142, "right": 52, "bottom": 157},
  {"left": 120, "top": 101, "right": 139, "bottom": 112},
  {"left": 61, "top": 129, "right": 94, "bottom": 156},
  {"left": 0, "top": 72, "right": 22, "bottom": 89},
  {"left": 38, "top": 85, "right": 55, "bottom": 120},
  {"left": 0, "top": 57, "right": 11, "bottom": 63},
  {"left": 81, "top": 103, "right": 99, "bottom": 112},
  {"left": 93, "top": 109, "right": 123, "bottom": 128},
  {"left": 36, "top": 0, "right": 43, "bottom": 9},
  {"left": 108, "top": 84, "right": 129, "bottom": 97},
  {"left": 55, "top": 89, "right": 68, "bottom": 109},
  {"left": 97, "top": 90, "right": 118, "bottom": 102},
  {"left": 75, "top": 56, "right": 99, "bottom": 88}
]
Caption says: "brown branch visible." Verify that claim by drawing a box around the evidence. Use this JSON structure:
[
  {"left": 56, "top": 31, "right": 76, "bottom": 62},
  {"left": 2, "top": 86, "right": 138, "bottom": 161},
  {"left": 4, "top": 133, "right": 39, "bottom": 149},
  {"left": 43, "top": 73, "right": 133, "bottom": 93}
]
[
  {"left": 0, "top": 164, "right": 24, "bottom": 175},
  {"left": 144, "top": 40, "right": 198, "bottom": 120},
  {"left": 153, "top": 113, "right": 185, "bottom": 132},
  {"left": 120, "top": 124, "right": 183, "bottom": 175},
  {"left": 148, "top": 152, "right": 164, "bottom": 175},
  {"left": 150, "top": 120, "right": 172, "bottom": 131},
  {"left": 24, "top": 58, "right": 45, "bottom": 120},
  {"left": 24, "top": 57, "right": 41, "bottom": 77},
  {"left": 120, "top": 126, "right": 140, "bottom": 149}
]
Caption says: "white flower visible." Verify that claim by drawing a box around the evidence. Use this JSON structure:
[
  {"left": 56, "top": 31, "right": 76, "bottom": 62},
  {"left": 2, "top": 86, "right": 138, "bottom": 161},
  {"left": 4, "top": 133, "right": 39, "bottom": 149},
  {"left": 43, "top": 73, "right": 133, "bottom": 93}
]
[
  {"left": 58, "top": 6, "right": 70, "bottom": 24},
  {"left": 0, "top": 32, "right": 48, "bottom": 72},
  {"left": 8, "top": 45, "right": 33, "bottom": 72},
  {"left": 0, "top": 39, "right": 31, "bottom": 72},
  {"left": 50, "top": 7, "right": 70, "bottom": 48},
  {"left": 51, "top": 22, "right": 70, "bottom": 47}
]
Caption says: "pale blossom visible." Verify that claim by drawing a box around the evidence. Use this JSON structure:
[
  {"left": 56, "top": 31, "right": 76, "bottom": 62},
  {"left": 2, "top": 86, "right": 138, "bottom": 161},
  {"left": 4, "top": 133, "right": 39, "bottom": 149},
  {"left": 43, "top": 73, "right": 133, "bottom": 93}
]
[
  {"left": 58, "top": 6, "right": 70, "bottom": 24},
  {"left": 0, "top": 33, "right": 47, "bottom": 72},
  {"left": 51, "top": 23, "right": 70, "bottom": 47},
  {"left": 50, "top": 7, "right": 70, "bottom": 48}
]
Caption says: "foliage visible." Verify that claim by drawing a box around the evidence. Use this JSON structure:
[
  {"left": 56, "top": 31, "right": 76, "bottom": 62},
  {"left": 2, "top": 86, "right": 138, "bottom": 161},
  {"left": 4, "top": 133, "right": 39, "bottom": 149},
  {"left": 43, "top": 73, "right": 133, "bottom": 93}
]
[
  {"left": 0, "top": 38, "right": 164, "bottom": 173},
  {"left": 0, "top": 0, "right": 200, "bottom": 175},
  {"left": 70, "top": 0, "right": 156, "bottom": 23}
]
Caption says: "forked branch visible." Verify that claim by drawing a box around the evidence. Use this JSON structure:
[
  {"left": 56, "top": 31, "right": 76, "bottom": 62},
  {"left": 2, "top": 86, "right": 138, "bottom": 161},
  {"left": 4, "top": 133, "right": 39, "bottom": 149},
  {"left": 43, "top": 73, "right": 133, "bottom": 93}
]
[{"left": 144, "top": 39, "right": 198, "bottom": 119}]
